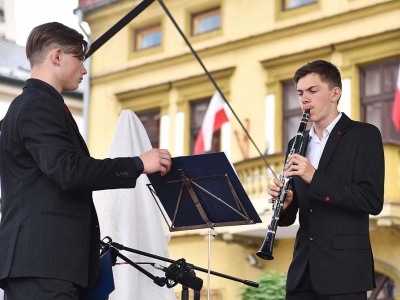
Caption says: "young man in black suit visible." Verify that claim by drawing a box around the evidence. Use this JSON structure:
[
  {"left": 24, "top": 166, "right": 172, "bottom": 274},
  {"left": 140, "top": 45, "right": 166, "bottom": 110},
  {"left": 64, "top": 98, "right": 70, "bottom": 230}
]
[
  {"left": 0, "top": 22, "right": 172, "bottom": 300},
  {"left": 268, "top": 60, "right": 384, "bottom": 300}
]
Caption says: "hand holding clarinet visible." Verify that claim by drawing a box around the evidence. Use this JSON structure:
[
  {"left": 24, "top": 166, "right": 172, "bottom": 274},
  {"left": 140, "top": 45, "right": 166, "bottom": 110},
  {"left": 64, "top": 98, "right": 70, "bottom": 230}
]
[
  {"left": 268, "top": 110, "right": 315, "bottom": 212},
  {"left": 268, "top": 152, "right": 316, "bottom": 211},
  {"left": 257, "top": 110, "right": 310, "bottom": 260}
]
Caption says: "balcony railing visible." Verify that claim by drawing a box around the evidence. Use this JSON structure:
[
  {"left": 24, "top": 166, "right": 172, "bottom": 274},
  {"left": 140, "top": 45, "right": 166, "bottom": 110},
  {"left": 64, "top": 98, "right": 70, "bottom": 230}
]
[
  {"left": 233, "top": 144, "right": 400, "bottom": 232},
  {"left": 234, "top": 153, "right": 285, "bottom": 202},
  {"left": 234, "top": 145, "right": 400, "bottom": 201}
]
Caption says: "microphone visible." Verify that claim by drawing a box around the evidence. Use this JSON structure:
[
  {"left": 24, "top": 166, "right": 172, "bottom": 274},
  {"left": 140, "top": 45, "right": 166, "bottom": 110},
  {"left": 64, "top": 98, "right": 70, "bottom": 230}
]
[{"left": 152, "top": 263, "right": 203, "bottom": 291}]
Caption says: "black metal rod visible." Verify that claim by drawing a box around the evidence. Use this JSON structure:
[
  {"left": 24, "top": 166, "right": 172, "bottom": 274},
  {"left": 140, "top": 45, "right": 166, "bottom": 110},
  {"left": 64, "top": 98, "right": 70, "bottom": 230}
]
[
  {"left": 105, "top": 237, "right": 259, "bottom": 288},
  {"left": 82, "top": 0, "right": 277, "bottom": 177},
  {"left": 85, "top": 0, "right": 155, "bottom": 59},
  {"left": 101, "top": 239, "right": 167, "bottom": 287},
  {"left": 116, "top": 249, "right": 166, "bottom": 287},
  {"left": 156, "top": 0, "right": 277, "bottom": 178}
]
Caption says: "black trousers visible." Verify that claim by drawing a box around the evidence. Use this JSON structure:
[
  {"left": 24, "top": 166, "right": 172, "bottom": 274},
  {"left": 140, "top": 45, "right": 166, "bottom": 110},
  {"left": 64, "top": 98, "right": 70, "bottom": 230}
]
[
  {"left": 286, "top": 265, "right": 367, "bottom": 300},
  {"left": 3, "top": 277, "right": 82, "bottom": 300}
]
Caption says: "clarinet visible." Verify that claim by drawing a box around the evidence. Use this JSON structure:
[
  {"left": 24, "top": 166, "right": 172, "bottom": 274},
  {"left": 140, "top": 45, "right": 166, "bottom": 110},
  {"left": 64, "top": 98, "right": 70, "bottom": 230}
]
[{"left": 256, "top": 109, "right": 310, "bottom": 260}]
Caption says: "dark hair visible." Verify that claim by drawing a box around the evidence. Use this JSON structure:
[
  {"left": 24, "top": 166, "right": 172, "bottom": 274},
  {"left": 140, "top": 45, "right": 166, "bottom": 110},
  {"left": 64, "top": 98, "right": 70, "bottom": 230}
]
[
  {"left": 26, "top": 22, "right": 89, "bottom": 67},
  {"left": 293, "top": 60, "right": 342, "bottom": 91}
]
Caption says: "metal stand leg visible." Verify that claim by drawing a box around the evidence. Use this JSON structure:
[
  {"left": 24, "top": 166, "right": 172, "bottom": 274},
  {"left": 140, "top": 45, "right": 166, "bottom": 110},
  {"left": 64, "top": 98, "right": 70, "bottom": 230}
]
[
  {"left": 207, "top": 229, "right": 218, "bottom": 300},
  {"left": 181, "top": 285, "right": 189, "bottom": 300}
]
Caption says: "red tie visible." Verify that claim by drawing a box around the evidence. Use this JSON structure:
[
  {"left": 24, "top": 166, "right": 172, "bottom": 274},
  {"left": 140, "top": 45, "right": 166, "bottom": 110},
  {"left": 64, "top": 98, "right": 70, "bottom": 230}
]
[{"left": 63, "top": 103, "right": 78, "bottom": 128}]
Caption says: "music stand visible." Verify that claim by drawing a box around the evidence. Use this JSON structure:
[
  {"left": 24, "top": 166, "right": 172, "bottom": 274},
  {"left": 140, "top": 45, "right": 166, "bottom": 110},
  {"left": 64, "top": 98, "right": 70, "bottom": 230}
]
[
  {"left": 147, "top": 152, "right": 261, "bottom": 232},
  {"left": 147, "top": 152, "right": 261, "bottom": 298}
]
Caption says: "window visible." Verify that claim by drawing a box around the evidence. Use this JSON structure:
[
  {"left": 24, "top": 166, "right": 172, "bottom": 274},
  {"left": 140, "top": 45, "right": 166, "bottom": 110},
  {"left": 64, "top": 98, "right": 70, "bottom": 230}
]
[
  {"left": 191, "top": 7, "right": 221, "bottom": 36},
  {"left": 190, "top": 98, "right": 221, "bottom": 154},
  {"left": 360, "top": 60, "right": 400, "bottom": 144},
  {"left": 282, "top": 81, "right": 311, "bottom": 148},
  {"left": 0, "top": 8, "right": 4, "bottom": 21},
  {"left": 137, "top": 109, "right": 160, "bottom": 148},
  {"left": 282, "top": 0, "right": 316, "bottom": 10},
  {"left": 134, "top": 24, "right": 161, "bottom": 51}
]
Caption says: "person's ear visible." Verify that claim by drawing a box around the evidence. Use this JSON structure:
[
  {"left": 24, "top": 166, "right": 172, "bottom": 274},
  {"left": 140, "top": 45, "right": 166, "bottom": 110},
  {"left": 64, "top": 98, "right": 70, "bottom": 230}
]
[
  {"left": 51, "top": 49, "right": 62, "bottom": 65},
  {"left": 332, "top": 87, "right": 341, "bottom": 103}
]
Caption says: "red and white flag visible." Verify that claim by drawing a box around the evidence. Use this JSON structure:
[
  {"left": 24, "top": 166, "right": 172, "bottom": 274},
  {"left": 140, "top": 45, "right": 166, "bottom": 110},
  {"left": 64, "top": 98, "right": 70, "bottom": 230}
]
[
  {"left": 194, "top": 91, "right": 229, "bottom": 154},
  {"left": 392, "top": 64, "right": 400, "bottom": 132}
]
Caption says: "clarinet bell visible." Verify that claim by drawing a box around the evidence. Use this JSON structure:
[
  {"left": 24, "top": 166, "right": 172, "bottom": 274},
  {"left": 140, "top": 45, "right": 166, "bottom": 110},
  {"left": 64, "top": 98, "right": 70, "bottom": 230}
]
[{"left": 256, "top": 233, "right": 275, "bottom": 260}]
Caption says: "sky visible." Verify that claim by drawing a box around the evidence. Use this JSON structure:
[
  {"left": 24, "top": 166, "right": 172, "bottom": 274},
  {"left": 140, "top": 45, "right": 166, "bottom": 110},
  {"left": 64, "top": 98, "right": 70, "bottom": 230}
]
[{"left": 15, "top": 0, "right": 83, "bottom": 46}]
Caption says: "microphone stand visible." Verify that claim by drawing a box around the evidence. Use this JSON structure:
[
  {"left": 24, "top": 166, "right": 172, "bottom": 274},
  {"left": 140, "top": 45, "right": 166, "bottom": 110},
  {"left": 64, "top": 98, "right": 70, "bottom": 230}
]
[
  {"left": 100, "top": 236, "right": 259, "bottom": 299},
  {"left": 100, "top": 237, "right": 167, "bottom": 288}
]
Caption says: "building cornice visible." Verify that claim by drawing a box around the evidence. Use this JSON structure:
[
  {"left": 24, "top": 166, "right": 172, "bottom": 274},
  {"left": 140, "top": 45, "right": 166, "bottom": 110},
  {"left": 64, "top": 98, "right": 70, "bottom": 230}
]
[
  {"left": 90, "top": 0, "right": 400, "bottom": 83},
  {"left": 114, "top": 66, "right": 234, "bottom": 100}
]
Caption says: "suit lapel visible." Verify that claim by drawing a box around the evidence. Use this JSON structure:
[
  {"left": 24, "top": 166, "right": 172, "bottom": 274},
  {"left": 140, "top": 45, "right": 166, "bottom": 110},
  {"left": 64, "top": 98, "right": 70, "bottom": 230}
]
[{"left": 317, "top": 113, "right": 351, "bottom": 171}]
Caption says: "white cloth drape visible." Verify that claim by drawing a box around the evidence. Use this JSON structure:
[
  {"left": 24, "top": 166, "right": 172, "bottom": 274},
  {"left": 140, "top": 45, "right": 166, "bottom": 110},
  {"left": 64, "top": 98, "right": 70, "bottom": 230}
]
[{"left": 93, "top": 110, "right": 176, "bottom": 300}]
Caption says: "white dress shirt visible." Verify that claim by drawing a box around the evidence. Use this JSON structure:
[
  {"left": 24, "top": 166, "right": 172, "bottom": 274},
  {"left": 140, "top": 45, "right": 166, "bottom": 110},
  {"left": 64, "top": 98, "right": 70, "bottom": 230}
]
[{"left": 306, "top": 112, "right": 342, "bottom": 169}]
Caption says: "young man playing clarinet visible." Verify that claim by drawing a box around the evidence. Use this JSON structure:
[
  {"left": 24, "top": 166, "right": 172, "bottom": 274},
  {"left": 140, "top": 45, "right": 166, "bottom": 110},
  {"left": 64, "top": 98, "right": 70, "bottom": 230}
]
[{"left": 268, "top": 60, "right": 384, "bottom": 300}]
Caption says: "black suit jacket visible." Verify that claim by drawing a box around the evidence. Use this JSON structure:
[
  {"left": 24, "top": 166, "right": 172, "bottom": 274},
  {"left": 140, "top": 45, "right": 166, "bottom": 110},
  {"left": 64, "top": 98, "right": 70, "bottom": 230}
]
[
  {"left": 0, "top": 79, "right": 141, "bottom": 288},
  {"left": 279, "top": 113, "right": 384, "bottom": 295}
]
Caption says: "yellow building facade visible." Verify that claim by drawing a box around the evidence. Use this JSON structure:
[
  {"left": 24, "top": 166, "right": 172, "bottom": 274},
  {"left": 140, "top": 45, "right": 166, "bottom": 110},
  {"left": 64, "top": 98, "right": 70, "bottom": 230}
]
[{"left": 80, "top": 0, "right": 400, "bottom": 299}]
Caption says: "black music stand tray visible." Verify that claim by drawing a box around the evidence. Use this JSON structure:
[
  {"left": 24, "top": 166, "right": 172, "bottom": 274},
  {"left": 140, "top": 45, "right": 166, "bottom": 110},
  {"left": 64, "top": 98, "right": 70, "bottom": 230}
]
[{"left": 147, "top": 152, "right": 261, "bottom": 232}]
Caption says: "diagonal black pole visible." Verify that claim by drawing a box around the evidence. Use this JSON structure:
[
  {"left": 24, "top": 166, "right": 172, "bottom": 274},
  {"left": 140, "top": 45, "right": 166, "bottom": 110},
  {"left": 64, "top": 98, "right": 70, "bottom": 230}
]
[
  {"left": 81, "top": 0, "right": 277, "bottom": 178},
  {"left": 101, "top": 236, "right": 259, "bottom": 288},
  {"left": 156, "top": 0, "right": 277, "bottom": 178},
  {"left": 85, "top": 0, "right": 155, "bottom": 59}
]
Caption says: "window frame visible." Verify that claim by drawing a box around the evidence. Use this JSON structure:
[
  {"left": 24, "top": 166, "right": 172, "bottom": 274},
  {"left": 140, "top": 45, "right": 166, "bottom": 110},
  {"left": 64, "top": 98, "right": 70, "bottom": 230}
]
[
  {"left": 136, "top": 109, "right": 161, "bottom": 149},
  {"left": 282, "top": 0, "right": 317, "bottom": 11},
  {"left": 190, "top": 97, "right": 222, "bottom": 155},
  {"left": 359, "top": 59, "right": 400, "bottom": 145},
  {"left": 134, "top": 23, "right": 162, "bottom": 52},
  {"left": 282, "top": 80, "right": 310, "bottom": 148},
  {"left": 275, "top": 0, "right": 320, "bottom": 21},
  {"left": 191, "top": 7, "right": 221, "bottom": 36}
]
